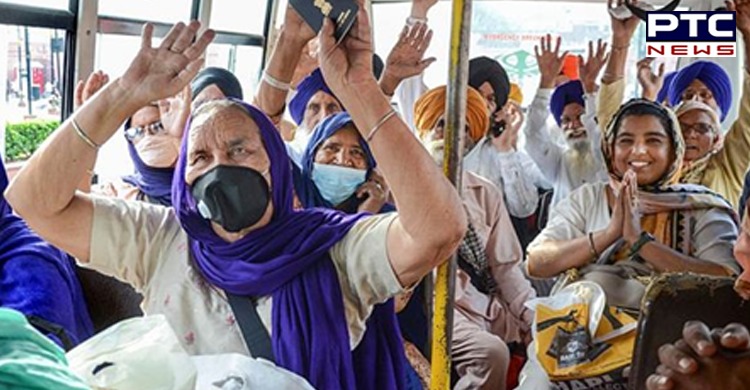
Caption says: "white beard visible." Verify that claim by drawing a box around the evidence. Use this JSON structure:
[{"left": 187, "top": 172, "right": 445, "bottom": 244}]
[{"left": 564, "top": 137, "right": 595, "bottom": 176}]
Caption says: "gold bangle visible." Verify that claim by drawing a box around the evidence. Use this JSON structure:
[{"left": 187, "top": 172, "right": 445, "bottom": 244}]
[
  {"left": 366, "top": 109, "right": 398, "bottom": 142},
  {"left": 71, "top": 118, "right": 100, "bottom": 150}
]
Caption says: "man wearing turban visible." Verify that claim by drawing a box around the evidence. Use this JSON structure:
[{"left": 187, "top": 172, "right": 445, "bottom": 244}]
[
  {"left": 525, "top": 36, "right": 609, "bottom": 206},
  {"left": 668, "top": 60, "right": 750, "bottom": 206},
  {"left": 414, "top": 85, "right": 536, "bottom": 390},
  {"left": 464, "top": 80, "right": 551, "bottom": 219}
]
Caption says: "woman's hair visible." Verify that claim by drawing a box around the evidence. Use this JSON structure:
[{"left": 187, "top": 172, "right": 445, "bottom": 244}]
[{"left": 609, "top": 99, "right": 676, "bottom": 144}]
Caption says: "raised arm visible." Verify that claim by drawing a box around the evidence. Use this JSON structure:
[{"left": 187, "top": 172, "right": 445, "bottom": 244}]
[
  {"left": 4, "top": 21, "right": 214, "bottom": 262},
  {"left": 524, "top": 34, "right": 567, "bottom": 181},
  {"left": 598, "top": 0, "right": 640, "bottom": 128},
  {"left": 253, "top": 6, "right": 315, "bottom": 124},
  {"left": 318, "top": 9, "right": 466, "bottom": 287}
]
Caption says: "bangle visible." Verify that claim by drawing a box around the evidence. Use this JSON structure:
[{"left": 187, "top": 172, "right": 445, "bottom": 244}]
[
  {"left": 262, "top": 71, "right": 291, "bottom": 91},
  {"left": 406, "top": 16, "right": 428, "bottom": 26},
  {"left": 71, "top": 118, "right": 100, "bottom": 150},
  {"left": 367, "top": 108, "right": 398, "bottom": 142},
  {"left": 612, "top": 44, "right": 631, "bottom": 50},
  {"left": 588, "top": 232, "right": 600, "bottom": 260},
  {"left": 628, "top": 232, "right": 655, "bottom": 257}
]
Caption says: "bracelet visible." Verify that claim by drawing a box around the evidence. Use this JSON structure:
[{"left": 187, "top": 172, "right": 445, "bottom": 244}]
[
  {"left": 71, "top": 118, "right": 100, "bottom": 150},
  {"left": 611, "top": 44, "right": 631, "bottom": 50},
  {"left": 406, "top": 16, "right": 428, "bottom": 26},
  {"left": 262, "top": 71, "right": 291, "bottom": 91},
  {"left": 588, "top": 232, "right": 600, "bottom": 260},
  {"left": 367, "top": 108, "right": 398, "bottom": 142},
  {"left": 628, "top": 232, "right": 655, "bottom": 257}
]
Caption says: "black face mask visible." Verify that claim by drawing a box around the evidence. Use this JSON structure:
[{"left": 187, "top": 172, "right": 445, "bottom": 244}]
[{"left": 191, "top": 165, "right": 270, "bottom": 233}]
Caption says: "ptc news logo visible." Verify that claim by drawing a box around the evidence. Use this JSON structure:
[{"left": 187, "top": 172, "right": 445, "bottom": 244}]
[{"left": 647, "top": 11, "right": 737, "bottom": 57}]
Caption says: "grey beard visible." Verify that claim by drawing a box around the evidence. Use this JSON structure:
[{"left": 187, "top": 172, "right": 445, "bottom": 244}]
[{"left": 567, "top": 137, "right": 591, "bottom": 155}]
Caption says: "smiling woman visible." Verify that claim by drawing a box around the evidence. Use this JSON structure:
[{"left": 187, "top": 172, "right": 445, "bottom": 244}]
[{"left": 527, "top": 99, "right": 739, "bottom": 280}]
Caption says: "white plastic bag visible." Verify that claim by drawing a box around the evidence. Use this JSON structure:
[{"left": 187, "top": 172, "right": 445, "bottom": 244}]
[
  {"left": 192, "top": 354, "right": 315, "bottom": 390},
  {"left": 66, "top": 315, "right": 196, "bottom": 390}
]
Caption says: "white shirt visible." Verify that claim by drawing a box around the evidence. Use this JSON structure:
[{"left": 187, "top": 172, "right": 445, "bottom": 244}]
[
  {"left": 86, "top": 195, "right": 404, "bottom": 356},
  {"left": 465, "top": 140, "right": 551, "bottom": 218},
  {"left": 523, "top": 88, "right": 608, "bottom": 206}
]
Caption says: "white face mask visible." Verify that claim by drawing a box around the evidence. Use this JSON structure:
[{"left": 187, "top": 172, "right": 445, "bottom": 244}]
[
  {"left": 134, "top": 135, "right": 181, "bottom": 168},
  {"left": 311, "top": 162, "right": 367, "bottom": 206}
]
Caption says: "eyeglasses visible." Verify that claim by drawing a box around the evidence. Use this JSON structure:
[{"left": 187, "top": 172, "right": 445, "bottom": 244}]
[
  {"left": 679, "top": 122, "right": 714, "bottom": 136},
  {"left": 124, "top": 120, "right": 165, "bottom": 141}
]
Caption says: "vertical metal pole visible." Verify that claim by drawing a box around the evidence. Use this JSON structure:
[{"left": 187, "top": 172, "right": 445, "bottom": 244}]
[
  {"left": 24, "top": 26, "right": 32, "bottom": 116},
  {"left": 430, "top": 0, "right": 471, "bottom": 388}
]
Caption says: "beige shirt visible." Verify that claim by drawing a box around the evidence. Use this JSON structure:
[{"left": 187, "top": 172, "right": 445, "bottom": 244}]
[
  {"left": 86, "top": 195, "right": 404, "bottom": 356},
  {"left": 454, "top": 172, "right": 536, "bottom": 340}
]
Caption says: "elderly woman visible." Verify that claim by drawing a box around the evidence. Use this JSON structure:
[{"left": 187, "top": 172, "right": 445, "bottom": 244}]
[
  {"left": 294, "top": 112, "right": 391, "bottom": 214},
  {"left": 5, "top": 10, "right": 466, "bottom": 390},
  {"left": 85, "top": 67, "right": 242, "bottom": 206},
  {"left": 0, "top": 159, "right": 92, "bottom": 350},
  {"left": 415, "top": 85, "right": 536, "bottom": 390},
  {"left": 527, "top": 99, "right": 739, "bottom": 281}
]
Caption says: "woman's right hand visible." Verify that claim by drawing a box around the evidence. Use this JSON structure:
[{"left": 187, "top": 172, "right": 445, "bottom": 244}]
[
  {"left": 117, "top": 21, "right": 214, "bottom": 110},
  {"left": 607, "top": 177, "right": 627, "bottom": 241}
]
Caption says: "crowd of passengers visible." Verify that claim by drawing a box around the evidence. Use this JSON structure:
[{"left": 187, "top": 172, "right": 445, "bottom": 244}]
[{"left": 4, "top": 0, "right": 750, "bottom": 388}]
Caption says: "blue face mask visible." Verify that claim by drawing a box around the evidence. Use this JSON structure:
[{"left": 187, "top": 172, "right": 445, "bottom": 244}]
[{"left": 311, "top": 163, "right": 367, "bottom": 206}]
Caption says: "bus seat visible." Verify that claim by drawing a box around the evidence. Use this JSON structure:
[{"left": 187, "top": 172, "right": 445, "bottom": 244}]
[
  {"left": 629, "top": 273, "right": 750, "bottom": 389},
  {"left": 75, "top": 266, "right": 143, "bottom": 333}
]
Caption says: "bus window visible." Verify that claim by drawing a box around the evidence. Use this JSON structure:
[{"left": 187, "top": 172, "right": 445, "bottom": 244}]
[
  {"left": 1, "top": 25, "right": 66, "bottom": 164},
  {"left": 0, "top": 0, "right": 68, "bottom": 10},
  {"left": 99, "top": 0, "right": 191, "bottom": 24},
  {"left": 210, "top": 0, "right": 267, "bottom": 35},
  {"left": 372, "top": 0, "right": 681, "bottom": 104}
]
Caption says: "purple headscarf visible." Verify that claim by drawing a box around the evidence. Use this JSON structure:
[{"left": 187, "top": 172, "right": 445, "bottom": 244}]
[
  {"left": 0, "top": 160, "right": 93, "bottom": 349},
  {"left": 550, "top": 80, "right": 585, "bottom": 126},
  {"left": 171, "top": 99, "right": 405, "bottom": 389},
  {"left": 289, "top": 68, "right": 341, "bottom": 126},
  {"left": 121, "top": 135, "right": 175, "bottom": 206}
]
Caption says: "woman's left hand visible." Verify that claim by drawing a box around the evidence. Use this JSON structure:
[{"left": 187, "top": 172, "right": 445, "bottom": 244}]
[
  {"left": 357, "top": 180, "right": 388, "bottom": 214},
  {"left": 622, "top": 170, "right": 642, "bottom": 245}
]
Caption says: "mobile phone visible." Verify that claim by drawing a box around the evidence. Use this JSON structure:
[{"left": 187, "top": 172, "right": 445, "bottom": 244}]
[{"left": 490, "top": 119, "right": 506, "bottom": 138}]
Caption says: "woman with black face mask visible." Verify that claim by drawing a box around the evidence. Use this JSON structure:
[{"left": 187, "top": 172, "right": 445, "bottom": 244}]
[{"left": 7, "top": 10, "right": 467, "bottom": 390}]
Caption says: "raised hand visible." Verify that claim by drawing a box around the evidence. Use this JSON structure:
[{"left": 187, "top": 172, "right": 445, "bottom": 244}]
[
  {"left": 318, "top": 8, "right": 376, "bottom": 98},
  {"left": 411, "top": 0, "right": 438, "bottom": 19},
  {"left": 578, "top": 39, "right": 610, "bottom": 93},
  {"left": 75, "top": 70, "right": 109, "bottom": 109},
  {"left": 282, "top": 4, "right": 317, "bottom": 46},
  {"left": 491, "top": 104, "right": 523, "bottom": 152},
  {"left": 608, "top": 0, "right": 642, "bottom": 45},
  {"left": 380, "top": 23, "right": 436, "bottom": 96},
  {"left": 117, "top": 21, "right": 214, "bottom": 109},
  {"left": 158, "top": 86, "right": 191, "bottom": 139},
  {"left": 727, "top": 0, "right": 750, "bottom": 36},
  {"left": 637, "top": 58, "right": 666, "bottom": 101},
  {"left": 534, "top": 34, "right": 568, "bottom": 89}
]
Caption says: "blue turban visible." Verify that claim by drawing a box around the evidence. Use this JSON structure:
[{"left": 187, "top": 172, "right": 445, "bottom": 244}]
[
  {"left": 550, "top": 80, "right": 585, "bottom": 126},
  {"left": 656, "top": 71, "right": 677, "bottom": 104},
  {"left": 668, "top": 61, "right": 732, "bottom": 122},
  {"left": 289, "top": 68, "right": 341, "bottom": 126}
]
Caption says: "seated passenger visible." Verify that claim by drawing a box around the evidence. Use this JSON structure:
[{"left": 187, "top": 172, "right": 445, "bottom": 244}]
[
  {"left": 600, "top": 0, "right": 750, "bottom": 206},
  {"left": 0, "top": 159, "right": 92, "bottom": 349},
  {"left": 89, "top": 66, "right": 242, "bottom": 206},
  {"left": 5, "top": 15, "right": 466, "bottom": 390},
  {"left": 295, "top": 112, "right": 392, "bottom": 214},
  {"left": 666, "top": 60, "right": 750, "bottom": 206},
  {"left": 527, "top": 99, "right": 739, "bottom": 281},
  {"left": 524, "top": 36, "right": 609, "bottom": 206},
  {"left": 415, "top": 85, "right": 536, "bottom": 390}
]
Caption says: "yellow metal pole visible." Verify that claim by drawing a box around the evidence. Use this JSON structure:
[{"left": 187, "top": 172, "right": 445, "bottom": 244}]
[{"left": 430, "top": 0, "right": 471, "bottom": 388}]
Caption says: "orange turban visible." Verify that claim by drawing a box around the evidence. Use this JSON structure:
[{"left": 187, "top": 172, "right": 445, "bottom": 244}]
[
  {"left": 508, "top": 83, "right": 523, "bottom": 106},
  {"left": 413, "top": 86, "right": 489, "bottom": 143}
]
